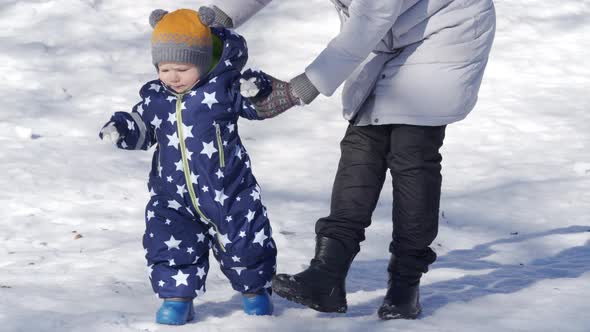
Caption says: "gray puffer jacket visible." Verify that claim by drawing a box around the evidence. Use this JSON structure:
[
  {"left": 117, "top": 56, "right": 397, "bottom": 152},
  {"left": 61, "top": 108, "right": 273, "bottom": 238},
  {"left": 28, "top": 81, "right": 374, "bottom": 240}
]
[{"left": 212, "top": 0, "right": 496, "bottom": 126}]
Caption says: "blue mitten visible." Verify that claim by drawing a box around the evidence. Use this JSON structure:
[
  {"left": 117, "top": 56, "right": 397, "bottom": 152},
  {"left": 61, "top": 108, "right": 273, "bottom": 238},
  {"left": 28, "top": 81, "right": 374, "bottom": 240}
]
[{"left": 99, "top": 112, "right": 131, "bottom": 146}]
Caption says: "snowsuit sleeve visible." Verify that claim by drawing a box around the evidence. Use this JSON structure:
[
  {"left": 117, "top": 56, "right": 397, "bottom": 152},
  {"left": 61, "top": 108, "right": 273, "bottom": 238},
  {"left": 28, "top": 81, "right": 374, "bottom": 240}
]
[
  {"left": 107, "top": 88, "right": 157, "bottom": 150},
  {"left": 305, "top": 1, "right": 404, "bottom": 96}
]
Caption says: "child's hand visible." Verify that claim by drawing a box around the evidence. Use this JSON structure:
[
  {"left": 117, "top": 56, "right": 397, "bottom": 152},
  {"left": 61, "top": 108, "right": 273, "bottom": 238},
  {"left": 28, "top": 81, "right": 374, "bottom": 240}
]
[
  {"left": 240, "top": 77, "right": 260, "bottom": 98},
  {"left": 239, "top": 69, "right": 303, "bottom": 119},
  {"left": 240, "top": 69, "right": 273, "bottom": 100},
  {"left": 99, "top": 122, "right": 121, "bottom": 144}
]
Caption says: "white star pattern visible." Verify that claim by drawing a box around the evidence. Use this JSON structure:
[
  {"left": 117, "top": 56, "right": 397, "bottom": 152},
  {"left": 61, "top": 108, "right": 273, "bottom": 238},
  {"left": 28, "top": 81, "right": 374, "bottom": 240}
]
[
  {"left": 167, "top": 112, "right": 176, "bottom": 124},
  {"left": 208, "top": 228, "right": 216, "bottom": 237},
  {"left": 235, "top": 146, "right": 242, "bottom": 159},
  {"left": 215, "top": 169, "right": 224, "bottom": 179},
  {"left": 126, "top": 119, "right": 134, "bottom": 131},
  {"left": 190, "top": 172, "right": 199, "bottom": 184},
  {"left": 210, "top": 77, "right": 217, "bottom": 83},
  {"left": 246, "top": 209, "right": 255, "bottom": 222},
  {"left": 253, "top": 229, "right": 267, "bottom": 246},
  {"left": 150, "top": 115, "right": 162, "bottom": 129},
  {"left": 214, "top": 189, "right": 229, "bottom": 205},
  {"left": 168, "top": 200, "right": 182, "bottom": 210},
  {"left": 195, "top": 285, "right": 205, "bottom": 297},
  {"left": 187, "top": 247, "right": 194, "bottom": 254},
  {"left": 171, "top": 270, "right": 189, "bottom": 287},
  {"left": 168, "top": 259, "right": 176, "bottom": 266},
  {"left": 167, "top": 133, "right": 179, "bottom": 149},
  {"left": 202, "top": 186, "right": 209, "bottom": 192},
  {"left": 196, "top": 233, "right": 205, "bottom": 242},
  {"left": 175, "top": 160, "right": 183, "bottom": 171},
  {"left": 250, "top": 189, "right": 260, "bottom": 201},
  {"left": 158, "top": 280, "right": 165, "bottom": 287},
  {"left": 239, "top": 231, "right": 246, "bottom": 238},
  {"left": 166, "top": 96, "right": 177, "bottom": 103},
  {"left": 167, "top": 176, "right": 173, "bottom": 183},
  {"left": 227, "top": 123, "right": 235, "bottom": 133},
  {"left": 202, "top": 92, "right": 218, "bottom": 109},
  {"left": 144, "top": 96, "right": 151, "bottom": 106},
  {"left": 147, "top": 210, "right": 155, "bottom": 220},
  {"left": 200, "top": 141, "right": 218, "bottom": 159},
  {"left": 196, "top": 266, "right": 206, "bottom": 279},
  {"left": 232, "top": 255, "right": 241, "bottom": 262},
  {"left": 225, "top": 216, "right": 233, "bottom": 222},
  {"left": 224, "top": 59, "right": 232, "bottom": 67},
  {"left": 149, "top": 83, "right": 161, "bottom": 92},
  {"left": 232, "top": 267, "right": 246, "bottom": 276},
  {"left": 176, "top": 184, "right": 187, "bottom": 196},
  {"left": 147, "top": 264, "right": 154, "bottom": 279},
  {"left": 219, "top": 233, "right": 232, "bottom": 247},
  {"left": 164, "top": 235, "right": 182, "bottom": 250},
  {"left": 182, "top": 124, "right": 193, "bottom": 139}
]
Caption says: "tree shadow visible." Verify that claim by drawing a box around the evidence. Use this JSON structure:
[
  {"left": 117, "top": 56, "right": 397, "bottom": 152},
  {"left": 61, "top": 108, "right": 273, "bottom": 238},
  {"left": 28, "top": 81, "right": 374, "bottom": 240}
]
[{"left": 345, "top": 225, "right": 590, "bottom": 318}]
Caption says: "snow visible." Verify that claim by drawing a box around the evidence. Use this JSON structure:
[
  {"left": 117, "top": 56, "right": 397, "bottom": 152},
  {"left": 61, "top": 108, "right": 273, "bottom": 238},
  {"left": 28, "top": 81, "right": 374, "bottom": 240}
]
[{"left": 1, "top": 0, "right": 589, "bottom": 331}]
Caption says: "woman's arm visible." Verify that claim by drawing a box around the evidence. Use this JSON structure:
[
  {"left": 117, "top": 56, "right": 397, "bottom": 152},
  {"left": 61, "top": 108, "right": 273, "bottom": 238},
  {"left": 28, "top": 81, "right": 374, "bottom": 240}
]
[
  {"left": 209, "top": 0, "right": 272, "bottom": 28},
  {"left": 305, "top": 1, "right": 404, "bottom": 96}
]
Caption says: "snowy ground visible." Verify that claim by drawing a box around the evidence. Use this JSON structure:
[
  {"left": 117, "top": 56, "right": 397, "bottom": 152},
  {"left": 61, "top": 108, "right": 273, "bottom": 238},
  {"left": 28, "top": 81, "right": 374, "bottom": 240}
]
[{"left": 1, "top": 0, "right": 589, "bottom": 331}]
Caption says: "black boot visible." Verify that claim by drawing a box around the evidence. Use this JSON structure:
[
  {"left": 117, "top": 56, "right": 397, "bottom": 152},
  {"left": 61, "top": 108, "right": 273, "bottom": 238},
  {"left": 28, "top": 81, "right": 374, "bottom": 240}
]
[
  {"left": 378, "top": 255, "right": 423, "bottom": 320},
  {"left": 272, "top": 236, "right": 359, "bottom": 313}
]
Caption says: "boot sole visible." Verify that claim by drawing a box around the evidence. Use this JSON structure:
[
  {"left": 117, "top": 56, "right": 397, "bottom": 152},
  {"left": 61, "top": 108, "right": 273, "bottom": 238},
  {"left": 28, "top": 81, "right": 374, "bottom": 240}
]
[
  {"left": 273, "top": 281, "right": 347, "bottom": 313},
  {"left": 377, "top": 304, "right": 420, "bottom": 320}
]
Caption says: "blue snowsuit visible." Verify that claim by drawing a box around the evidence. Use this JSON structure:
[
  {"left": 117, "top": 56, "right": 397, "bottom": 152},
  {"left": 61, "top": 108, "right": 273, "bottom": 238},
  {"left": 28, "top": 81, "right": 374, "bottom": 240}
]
[{"left": 104, "top": 28, "right": 276, "bottom": 298}]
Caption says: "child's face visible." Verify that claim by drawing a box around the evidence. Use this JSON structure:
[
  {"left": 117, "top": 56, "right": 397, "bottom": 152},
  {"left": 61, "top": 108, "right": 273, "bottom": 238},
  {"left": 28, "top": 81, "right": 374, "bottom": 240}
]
[{"left": 158, "top": 62, "right": 201, "bottom": 93}]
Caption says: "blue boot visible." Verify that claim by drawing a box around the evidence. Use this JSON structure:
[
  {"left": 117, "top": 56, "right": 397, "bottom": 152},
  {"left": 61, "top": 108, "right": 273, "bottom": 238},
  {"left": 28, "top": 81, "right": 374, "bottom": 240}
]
[
  {"left": 156, "top": 299, "right": 195, "bottom": 325},
  {"left": 242, "top": 291, "right": 273, "bottom": 316}
]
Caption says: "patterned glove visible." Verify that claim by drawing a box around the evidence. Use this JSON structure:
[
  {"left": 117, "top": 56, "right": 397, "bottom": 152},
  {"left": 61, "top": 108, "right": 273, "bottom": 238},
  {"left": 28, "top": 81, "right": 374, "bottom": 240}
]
[{"left": 240, "top": 69, "right": 309, "bottom": 119}]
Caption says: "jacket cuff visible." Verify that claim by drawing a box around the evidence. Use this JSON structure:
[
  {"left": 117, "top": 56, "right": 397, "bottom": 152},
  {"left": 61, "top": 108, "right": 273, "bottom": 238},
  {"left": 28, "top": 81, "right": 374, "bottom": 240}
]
[
  {"left": 290, "top": 73, "right": 320, "bottom": 105},
  {"left": 211, "top": 5, "right": 234, "bottom": 28}
]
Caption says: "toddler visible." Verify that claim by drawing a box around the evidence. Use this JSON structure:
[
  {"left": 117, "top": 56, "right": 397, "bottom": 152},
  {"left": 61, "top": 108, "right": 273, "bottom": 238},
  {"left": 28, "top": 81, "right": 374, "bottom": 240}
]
[{"left": 99, "top": 8, "right": 277, "bottom": 325}]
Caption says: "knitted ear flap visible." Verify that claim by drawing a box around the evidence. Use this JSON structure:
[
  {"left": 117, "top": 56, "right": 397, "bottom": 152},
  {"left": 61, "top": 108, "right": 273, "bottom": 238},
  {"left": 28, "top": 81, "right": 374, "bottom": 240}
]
[
  {"left": 197, "top": 6, "right": 216, "bottom": 26},
  {"left": 149, "top": 9, "right": 168, "bottom": 28}
]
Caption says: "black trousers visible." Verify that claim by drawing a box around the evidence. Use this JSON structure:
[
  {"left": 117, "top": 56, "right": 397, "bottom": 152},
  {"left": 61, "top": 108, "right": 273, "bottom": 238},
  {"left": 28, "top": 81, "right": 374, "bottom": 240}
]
[{"left": 316, "top": 124, "right": 446, "bottom": 273}]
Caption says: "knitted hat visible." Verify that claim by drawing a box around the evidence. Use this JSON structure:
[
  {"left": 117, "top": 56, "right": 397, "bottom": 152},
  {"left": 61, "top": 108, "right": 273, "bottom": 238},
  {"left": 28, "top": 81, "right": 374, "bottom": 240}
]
[{"left": 149, "top": 8, "right": 215, "bottom": 73}]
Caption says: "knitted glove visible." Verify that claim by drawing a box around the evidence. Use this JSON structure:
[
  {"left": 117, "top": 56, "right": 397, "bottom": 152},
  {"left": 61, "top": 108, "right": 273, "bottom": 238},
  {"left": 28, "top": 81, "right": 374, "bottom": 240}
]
[
  {"left": 198, "top": 5, "right": 233, "bottom": 28},
  {"left": 240, "top": 70, "right": 319, "bottom": 119}
]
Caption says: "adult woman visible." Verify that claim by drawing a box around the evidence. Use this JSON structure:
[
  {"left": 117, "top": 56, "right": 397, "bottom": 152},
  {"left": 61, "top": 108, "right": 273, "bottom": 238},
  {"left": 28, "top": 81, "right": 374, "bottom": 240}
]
[{"left": 204, "top": 0, "right": 496, "bottom": 319}]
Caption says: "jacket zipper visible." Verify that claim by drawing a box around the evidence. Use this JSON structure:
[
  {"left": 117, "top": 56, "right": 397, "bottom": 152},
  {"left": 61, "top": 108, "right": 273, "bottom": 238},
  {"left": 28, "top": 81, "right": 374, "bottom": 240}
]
[
  {"left": 174, "top": 93, "right": 226, "bottom": 252},
  {"left": 214, "top": 123, "right": 225, "bottom": 168}
]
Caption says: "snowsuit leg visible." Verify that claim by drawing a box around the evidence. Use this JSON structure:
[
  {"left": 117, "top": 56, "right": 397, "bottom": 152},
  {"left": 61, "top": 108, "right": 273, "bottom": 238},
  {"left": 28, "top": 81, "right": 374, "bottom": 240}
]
[
  {"left": 143, "top": 194, "right": 213, "bottom": 299},
  {"left": 205, "top": 178, "right": 277, "bottom": 294}
]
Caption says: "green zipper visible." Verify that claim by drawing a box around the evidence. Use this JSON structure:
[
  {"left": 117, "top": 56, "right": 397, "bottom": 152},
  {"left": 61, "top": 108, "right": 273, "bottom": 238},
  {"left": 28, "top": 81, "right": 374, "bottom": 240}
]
[
  {"left": 174, "top": 93, "right": 226, "bottom": 252},
  {"left": 214, "top": 123, "right": 225, "bottom": 168}
]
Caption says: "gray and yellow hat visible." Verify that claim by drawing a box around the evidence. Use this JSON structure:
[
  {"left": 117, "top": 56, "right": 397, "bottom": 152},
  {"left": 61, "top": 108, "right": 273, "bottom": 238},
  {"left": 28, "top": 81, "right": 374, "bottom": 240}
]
[{"left": 149, "top": 8, "right": 215, "bottom": 73}]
